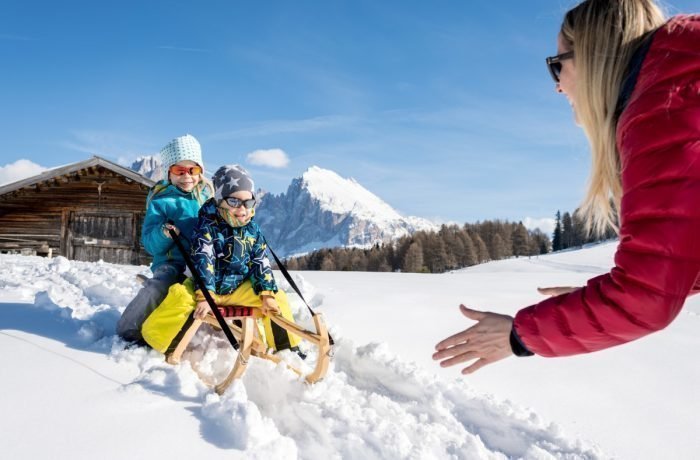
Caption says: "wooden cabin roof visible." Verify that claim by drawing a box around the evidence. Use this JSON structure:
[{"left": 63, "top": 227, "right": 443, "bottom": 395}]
[{"left": 0, "top": 156, "right": 155, "bottom": 196}]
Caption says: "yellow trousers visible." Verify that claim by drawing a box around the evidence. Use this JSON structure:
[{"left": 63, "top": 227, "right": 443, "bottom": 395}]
[
  {"left": 214, "top": 279, "right": 301, "bottom": 350},
  {"left": 142, "top": 278, "right": 300, "bottom": 353}
]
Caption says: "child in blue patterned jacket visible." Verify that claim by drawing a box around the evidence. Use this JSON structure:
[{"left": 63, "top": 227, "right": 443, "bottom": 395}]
[
  {"left": 190, "top": 164, "right": 300, "bottom": 352},
  {"left": 117, "top": 134, "right": 213, "bottom": 342}
]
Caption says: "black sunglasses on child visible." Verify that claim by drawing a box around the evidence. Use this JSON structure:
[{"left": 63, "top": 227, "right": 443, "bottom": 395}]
[
  {"left": 224, "top": 196, "right": 256, "bottom": 209},
  {"left": 545, "top": 50, "right": 574, "bottom": 83}
]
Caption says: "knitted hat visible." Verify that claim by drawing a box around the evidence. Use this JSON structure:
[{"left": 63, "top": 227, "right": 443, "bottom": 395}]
[
  {"left": 212, "top": 164, "right": 255, "bottom": 202},
  {"left": 160, "top": 134, "right": 203, "bottom": 171}
]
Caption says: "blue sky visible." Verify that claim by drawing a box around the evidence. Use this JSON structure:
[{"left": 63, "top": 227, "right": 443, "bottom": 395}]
[{"left": 1, "top": 0, "right": 697, "bottom": 230}]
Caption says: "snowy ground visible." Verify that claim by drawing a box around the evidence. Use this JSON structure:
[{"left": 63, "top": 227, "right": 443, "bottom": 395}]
[{"left": 1, "top": 242, "right": 698, "bottom": 459}]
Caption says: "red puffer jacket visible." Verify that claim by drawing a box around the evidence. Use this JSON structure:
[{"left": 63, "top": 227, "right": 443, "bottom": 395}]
[{"left": 513, "top": 15, "right": 700, "bottom": 357}]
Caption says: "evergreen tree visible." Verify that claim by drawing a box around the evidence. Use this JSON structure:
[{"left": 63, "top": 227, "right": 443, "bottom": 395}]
[
  {"left": 402, "top": 241, "right": 424, "bottom": 273},
  {"left": 528, "top": 229, "right": 551, "bottom": 255},
  {"left": 349, "top": 248, "right": 367, "bottom": 271},
  {"left": 571, "top": 211, "right": 587, "bottom": 247},
  {"left": 286, "top": 258, "right": 299, "bottom": 270},
  {"left": 320, "top": 252, "right": 336, "bottom": 271},
  {"left": 491, "top": 233, "right": 507, "bottom": 260},
  {"left": 562, "top": 212, "right": 574, "bottom": 249},
  {"left": 459, "top": 231, "right": 478, "bottom": 266},
  {"left": 367, "top": 244, "right": 390, "bottom": 272},
  {"left": 439, "top": 225, "right": 462, "bottom": 270},
  {"left": 512, "top": 222, "right": 529, "bottom": 257},
  {"left": 472, "top": 233, "right": 490, "bottom": 262},
  {"left": 428, "top": 233, "right": 452, "bottom": 272},
  {"left": 552, "top": 210, "right": 563, "bottom": 251}
]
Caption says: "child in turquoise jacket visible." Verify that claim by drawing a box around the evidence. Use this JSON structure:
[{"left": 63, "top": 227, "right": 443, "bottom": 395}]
[{"left": 117, "top": 134, "right": 212, "bottom": 342}]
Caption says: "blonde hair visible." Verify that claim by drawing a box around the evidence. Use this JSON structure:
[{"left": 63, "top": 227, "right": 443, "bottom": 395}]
[{"left": 561, "top": 0, "right": 665, "bottom": 235}]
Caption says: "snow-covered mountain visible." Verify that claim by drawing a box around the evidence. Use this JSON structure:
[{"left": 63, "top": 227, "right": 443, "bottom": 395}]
[
  {"left": 130, "top": 155, "right": 162, "bottom": 181},
  {"left": 256, "top": 166, "right": 438, "bottom": 257}
]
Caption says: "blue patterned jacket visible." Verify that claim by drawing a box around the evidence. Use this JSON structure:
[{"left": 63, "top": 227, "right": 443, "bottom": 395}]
[{"left": 190, "top": 198, "right": 277, "bottom": 296}]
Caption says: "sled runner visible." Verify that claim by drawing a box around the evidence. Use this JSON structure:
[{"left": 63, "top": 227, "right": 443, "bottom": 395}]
[{"left": 164, "top": 305, "right": 331, "bottom": 394}]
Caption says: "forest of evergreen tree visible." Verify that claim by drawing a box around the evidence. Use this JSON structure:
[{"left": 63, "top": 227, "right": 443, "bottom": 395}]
[
  {"left": 283, "top": 220, "right": 550, "bottom": 273},
  {"left": 281, "top": 210, "right": 617, "bottom": 273},
  {"left": 550, "top": 210, "right": 617, "bottom": 251}
]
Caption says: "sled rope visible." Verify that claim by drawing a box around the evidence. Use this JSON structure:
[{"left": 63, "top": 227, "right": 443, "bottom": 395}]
[
  {"left": 166, "top": 224, "right": 240, "bottom": 351},
  {"left": 265, "top": 238, "right": 335, "bottom": 346}
]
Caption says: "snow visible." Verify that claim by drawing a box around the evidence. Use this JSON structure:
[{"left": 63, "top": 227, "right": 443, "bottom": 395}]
[
  {"left": 1, "top": 242, "right": 698, "bottom": 459},
  {"left": 302, "top": 166, "right": 436, "bottom": 232}
]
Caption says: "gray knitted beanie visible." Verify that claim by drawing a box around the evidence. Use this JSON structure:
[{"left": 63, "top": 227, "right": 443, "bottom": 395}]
[{"left": 212, "top": 164, "right": 255, "bottom": 202}]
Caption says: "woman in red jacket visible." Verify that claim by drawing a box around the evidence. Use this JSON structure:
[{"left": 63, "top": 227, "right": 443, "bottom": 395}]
[{"left": 434, "top": 0, "right": 700, "bottom": 374}]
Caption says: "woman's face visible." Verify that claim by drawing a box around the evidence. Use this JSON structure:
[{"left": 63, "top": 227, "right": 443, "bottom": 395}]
[
  {"left": 168, "top": 160, "right": 202, "bottom": 192},
  {"left": 220, "top": 190, "right": 254, "bottom": 224},
  {"left": 556, "top": 33, "right": 578, "bottom": 124}
]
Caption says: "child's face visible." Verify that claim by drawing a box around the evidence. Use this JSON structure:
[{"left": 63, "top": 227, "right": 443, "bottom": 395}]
[
  {"left": 220, "top": 190, "right": 254, "bottom": 224},
  {"left": 168, "top": 160, "right": 202, "bottom": 192}
]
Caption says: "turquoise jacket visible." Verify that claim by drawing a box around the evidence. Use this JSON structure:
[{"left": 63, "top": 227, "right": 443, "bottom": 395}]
[
  {"left": 191, "top": 198, "right": 277, "bottom": 296},
  {"left": 141, "top": 180, "right": 212, "bottom": 271}
]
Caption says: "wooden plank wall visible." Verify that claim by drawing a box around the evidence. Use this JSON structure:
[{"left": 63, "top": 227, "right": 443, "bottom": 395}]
[{"left": 0, "top": 166, "right": 152, "bottom": 264}]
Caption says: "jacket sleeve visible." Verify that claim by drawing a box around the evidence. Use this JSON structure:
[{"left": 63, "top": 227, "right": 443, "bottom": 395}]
[
  {"left": 190, "top": 214, "right": 217, "bottom": 296},
  {"left": 250, "top": 227, "right": 277, "bottom": 295},
  {"left": 140, "top": 198, "right": 174, "bottom": 257},
  {"left": 514, "top": 18, "right": 700, "bottom": 357}
]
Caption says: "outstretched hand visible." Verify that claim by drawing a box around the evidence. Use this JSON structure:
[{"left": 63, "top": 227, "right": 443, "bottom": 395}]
[{"left": 433, "top": 305, "right": 514, "bottom": 375}]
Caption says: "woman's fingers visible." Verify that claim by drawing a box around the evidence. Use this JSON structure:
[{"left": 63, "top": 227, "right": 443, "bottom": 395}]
[
  {"left": 459, "top": 304, "right": 486, "bottom": 321},
  {"left": 462, "top": 358, "right": 491, "bottom": 375},
  {"left": 435, "top": 305, "right": 486, "bottom": 350},
  {"left": 437, "top": 350, "right": 481, "bottom": 368},
  {"left": 434, "top": 327, "right": 473, "bottom": 351},
  {"left": 537, "top": 286, "right": 578, "bottom": 296}
]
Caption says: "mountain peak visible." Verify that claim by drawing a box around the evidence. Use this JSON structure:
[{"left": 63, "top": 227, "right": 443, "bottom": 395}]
[
  {"left": 256, "top": 166, "right": 437, "bottom": 256},
  {"left": 299, "top": 166, "right": 400, "bottom": 221}
]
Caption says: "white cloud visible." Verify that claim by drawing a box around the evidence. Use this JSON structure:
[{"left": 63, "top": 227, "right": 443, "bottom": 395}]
[
  {"left": 0, "top": 159, "right": 46, "bottom": 187},
  {"left": 246, "top": 148, "right": 290, "bottom": 169},
  {"left": 523, "top": 217, "right": 555, "bottom": 236}
]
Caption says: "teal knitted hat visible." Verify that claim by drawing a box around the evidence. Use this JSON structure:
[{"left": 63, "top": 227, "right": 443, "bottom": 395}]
[{"left": 160, "top": 134, "right": 203, "bottom": 171}]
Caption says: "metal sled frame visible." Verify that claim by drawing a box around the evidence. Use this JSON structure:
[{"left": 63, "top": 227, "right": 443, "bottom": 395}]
[{"left": 165, "top": 308, "right": 331, "bottom": 394}]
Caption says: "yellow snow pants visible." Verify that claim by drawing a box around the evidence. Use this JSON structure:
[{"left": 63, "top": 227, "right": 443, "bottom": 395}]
[{"left": 142, "top": 278, "right": 300, "bottom": 354}]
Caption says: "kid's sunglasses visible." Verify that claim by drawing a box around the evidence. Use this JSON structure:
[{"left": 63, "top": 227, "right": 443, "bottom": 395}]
[
  {"left": 545, "top": 50, "right": 574, "bottom": 83},
  {"left": 224, "top": 196, "right": 256, "bottom": 209},
  {"left": 169, "top": 165, "right": 203, "bottom": 176}
]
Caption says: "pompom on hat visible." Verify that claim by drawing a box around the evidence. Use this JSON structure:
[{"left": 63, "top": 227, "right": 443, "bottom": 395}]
[
  {"left": 160, "top": 134, "right": 203, "bottom": 172},
  {"left": 212, "top": 164, "right": 255, "bottom": 202}
]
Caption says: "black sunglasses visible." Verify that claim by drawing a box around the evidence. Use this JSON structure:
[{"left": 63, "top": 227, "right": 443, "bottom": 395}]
[
  {"left": 545, "top": 50, "right": 574, "bottom": 83},
  {"left": 223, "top": 196, "right": 256, "bottom": 209}
]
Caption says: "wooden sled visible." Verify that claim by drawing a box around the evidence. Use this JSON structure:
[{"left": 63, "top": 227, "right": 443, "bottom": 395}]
[{"left": 164, "top": 306, "right": 332, "bottom": 394}]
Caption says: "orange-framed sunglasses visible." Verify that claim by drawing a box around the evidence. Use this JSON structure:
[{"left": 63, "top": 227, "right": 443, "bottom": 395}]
[{"left": 169, "top": 165, "right": 203, "bottom": 176}]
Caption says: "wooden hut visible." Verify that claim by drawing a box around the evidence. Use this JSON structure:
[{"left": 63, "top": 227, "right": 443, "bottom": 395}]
[{"left": 0, "top": 156, "right": 156, "bottom": 265}]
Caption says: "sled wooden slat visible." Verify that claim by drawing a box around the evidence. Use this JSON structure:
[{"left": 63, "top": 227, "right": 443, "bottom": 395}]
[
  {"left": 215, "top": 316, "right": 254, "bottom": 394},
  {"left": 163, "top": 306, "right": 332, "bottom": 393},
  {"left": 304, "top": 313, "right": 331, "bottom": 384},
  {"left": 166, "top": 318, "right": 203, "bottom": 365}
]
